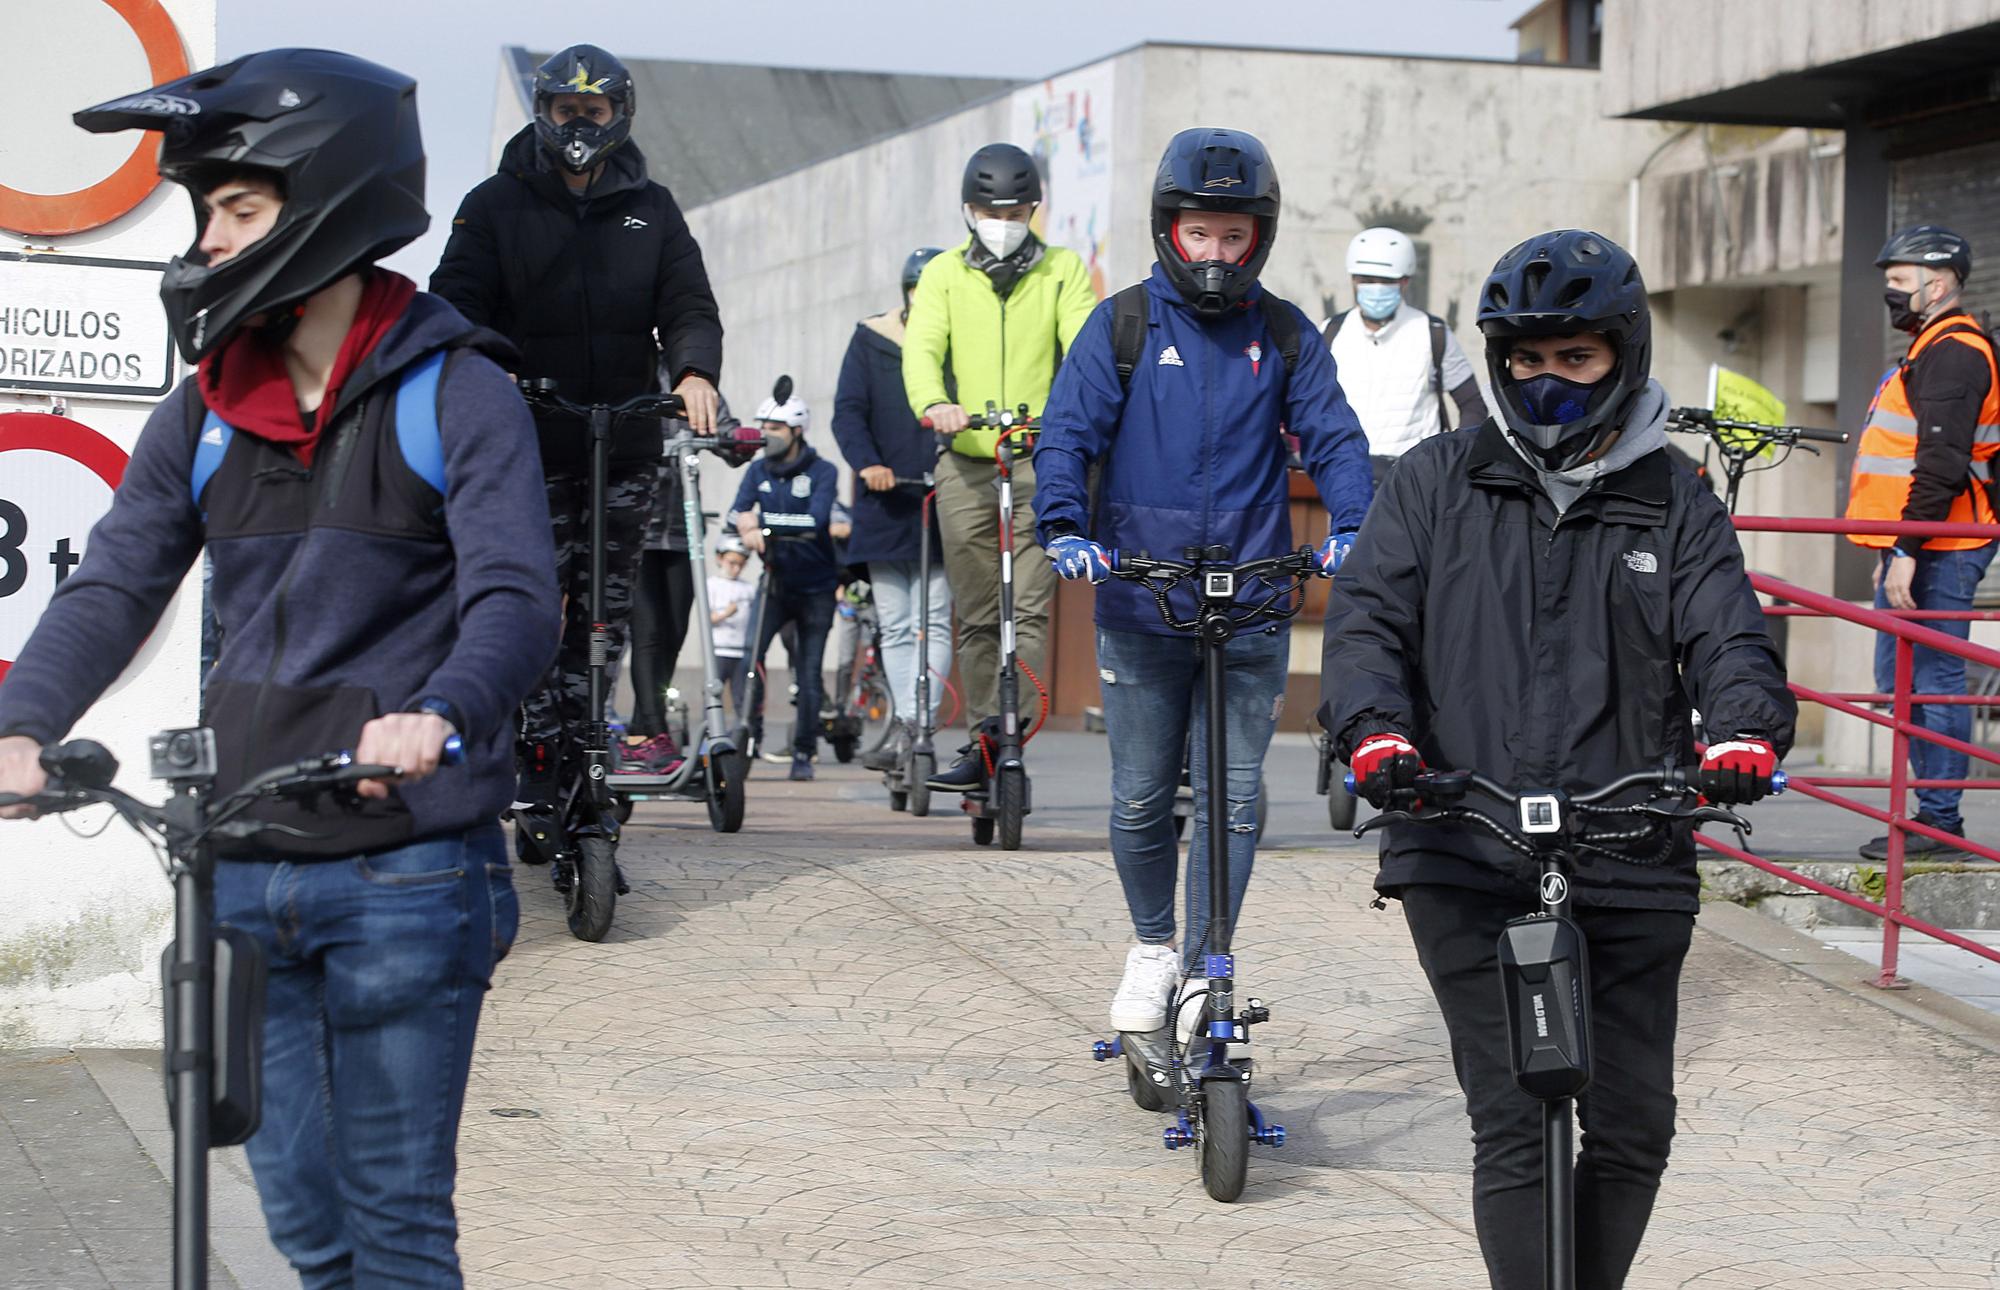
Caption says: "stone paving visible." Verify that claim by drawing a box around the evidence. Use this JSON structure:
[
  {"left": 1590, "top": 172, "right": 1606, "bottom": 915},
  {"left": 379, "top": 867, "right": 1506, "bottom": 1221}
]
[{"left": 450, "top": 759, "right": 2000, "bottom": 1290}]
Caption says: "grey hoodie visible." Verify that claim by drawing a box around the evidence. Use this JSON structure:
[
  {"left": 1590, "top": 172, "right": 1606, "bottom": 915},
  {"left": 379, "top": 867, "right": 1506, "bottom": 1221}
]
[{"left": 1505, "top": 378, "right": 1671, "bottom": 516}]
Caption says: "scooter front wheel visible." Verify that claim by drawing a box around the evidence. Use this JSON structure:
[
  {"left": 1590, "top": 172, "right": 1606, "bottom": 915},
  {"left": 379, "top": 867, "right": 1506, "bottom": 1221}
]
[
  {"left": 997, "top": 766, "right": 1025, "bottom": 851},
  {"left": 908, "top": 754, "right": 933, "bottom": 817},
  {"left": 568, "top": 835, "right": 619, "bottom": 942},
  {"left": 1199, "top": 1078, "right": 1249, "bottom": 1203},
  {"left": 708, "top": 752, "right": 747, "bottom": 834}
]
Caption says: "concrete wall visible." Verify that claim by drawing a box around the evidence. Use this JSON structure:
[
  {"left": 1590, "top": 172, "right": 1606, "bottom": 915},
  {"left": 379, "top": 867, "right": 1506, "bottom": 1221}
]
[
  {"left": 1634, "top": 127, "right": 1845, "bottom": 292},
  {"left": 1602, "top": 0, "right": 2000, "bottom": 118}
]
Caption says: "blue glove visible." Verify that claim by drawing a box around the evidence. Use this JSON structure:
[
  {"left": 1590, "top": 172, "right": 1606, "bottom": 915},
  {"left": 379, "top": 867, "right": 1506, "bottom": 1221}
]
[
  {"left": 1316, "top": 530, "right": 1359, "bottom": 578},
  {"left": 1046, "top": 534, "right": 1112, "bottom": 584}
]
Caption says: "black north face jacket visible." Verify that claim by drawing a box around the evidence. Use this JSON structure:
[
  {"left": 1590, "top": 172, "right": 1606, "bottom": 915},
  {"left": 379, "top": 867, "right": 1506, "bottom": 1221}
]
[
  {"left": 430, "top": 128, "right": 723, "bottom": 472},
  {"left": 1319, "top": 419, "right": 1796, "bottom": 912}
]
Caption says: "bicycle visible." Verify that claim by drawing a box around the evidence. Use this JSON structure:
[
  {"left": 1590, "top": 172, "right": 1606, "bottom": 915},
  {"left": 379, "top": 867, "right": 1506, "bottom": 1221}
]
[
  {"left": 0, "top": 728, "right": 461, "bottom": 1290},
  {"left": 1665, "top": 405, "right": 1849, "bottom": 515},
  {"left": 1089, "top": 544, "right": 1318, "bottom": 1203},
  {"left": 608, "top": 421, "right": 764, "bottom": 832},
  {"left": 1350, "top": 763, "right": 1783, "bottom": 1289},
  {"left": 516, "top": 381, "right": 685, "bottom": 942},
  {"left": 918, "top": 402, "right": 1047, "bottom": 850},
  {"left": 823, "top": 580, "right": 893, "bottom": 764}
]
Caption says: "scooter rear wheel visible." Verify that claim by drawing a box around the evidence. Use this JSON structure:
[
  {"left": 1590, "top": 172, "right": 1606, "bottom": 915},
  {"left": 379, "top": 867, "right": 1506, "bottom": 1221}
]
[
  {"left": 997, "top": 766, "right": 1025, "bottom": 851},
  {"left": 908, "top": 754, "right": 933, "bottom": 817},
  {"left": 708, "top": 753, "right": 747, "bottom": 834},
  {"left": 568, "top": 835, "right": 619, "bottom": 942},
  {"left": 1199, "top": 1078, "right": 1249, "bottom": 1203}
]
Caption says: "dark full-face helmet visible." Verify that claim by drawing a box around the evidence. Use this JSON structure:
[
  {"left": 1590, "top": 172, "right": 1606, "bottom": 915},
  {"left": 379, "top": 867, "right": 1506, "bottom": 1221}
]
[
  {"left": 1476, "top": 229, "right": 1652, "bottom": 471},
  {"left": 75, "top": 48, "right": 428, "bottom": 362},
  {"left": 532, "top": 44, "right": 636, "bottom": 175},
  {"left": 1150, "top": 127, "right": 1280, "bottom": 317}
]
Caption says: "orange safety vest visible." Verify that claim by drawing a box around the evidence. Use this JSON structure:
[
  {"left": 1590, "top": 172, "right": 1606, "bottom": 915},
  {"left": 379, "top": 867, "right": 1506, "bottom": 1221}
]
[{"left": 1846, "top": 312, "right": 2000, "bottom": 550}]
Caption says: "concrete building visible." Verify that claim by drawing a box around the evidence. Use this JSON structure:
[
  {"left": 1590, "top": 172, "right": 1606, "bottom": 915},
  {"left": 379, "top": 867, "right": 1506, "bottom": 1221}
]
[{"left": 1603, "top": 0, "right": 2000, "bottom": 770}]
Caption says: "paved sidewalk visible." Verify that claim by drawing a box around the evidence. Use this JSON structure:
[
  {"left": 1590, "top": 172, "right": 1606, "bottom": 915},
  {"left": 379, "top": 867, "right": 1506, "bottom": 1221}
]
[
  {"left": 5, "top": 748, "right": 2000, "bottom": 1288},
  {"left": 454, "top": 760, "right": 2000, "bottom": 1289}
]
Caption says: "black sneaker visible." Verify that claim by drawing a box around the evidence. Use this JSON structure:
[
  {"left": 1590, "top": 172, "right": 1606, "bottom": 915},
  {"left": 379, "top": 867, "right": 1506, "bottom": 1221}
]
[
  {"left": 928, "top": 721, "right": 998, "bottom": 791},
  {"left": 1859, "top": 810, "right": 1966, "bottom": 861},
  {"left": 789, "top": 753, "right": 815, "bottom": 782}
]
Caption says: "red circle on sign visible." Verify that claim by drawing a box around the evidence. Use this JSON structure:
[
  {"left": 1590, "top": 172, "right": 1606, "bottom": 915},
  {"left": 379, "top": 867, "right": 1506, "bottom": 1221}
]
[
  {"left": 0, "top": 412, "right": 130, "bottom": 681},
  {"left": 0, "top": 0, "right": 192, "bottom": 237}
]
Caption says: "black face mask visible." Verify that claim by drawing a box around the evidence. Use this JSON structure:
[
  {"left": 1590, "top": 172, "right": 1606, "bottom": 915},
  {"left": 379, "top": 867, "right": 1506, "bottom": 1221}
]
[
  {"left": 1513, "top": 372, "right": 1602, "bottom": 427},
  {"left": 1885, "top": 288, "right": 1928, "bottom": 335}
]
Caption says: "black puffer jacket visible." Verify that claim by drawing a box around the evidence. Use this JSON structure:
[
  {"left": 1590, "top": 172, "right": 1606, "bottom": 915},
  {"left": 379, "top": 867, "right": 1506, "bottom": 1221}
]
[
  {"left": 1320, "top": 419, "right": 1796, "bottom": 912},
  {"left": 430, "top": 127, "right": 722, "bottom": 471}
]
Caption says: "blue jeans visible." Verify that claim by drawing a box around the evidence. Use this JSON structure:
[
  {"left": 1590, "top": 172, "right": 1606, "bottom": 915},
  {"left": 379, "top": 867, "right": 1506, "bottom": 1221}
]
[
  {"left": 1873, "top": 543, "right": 1997, "bottom": 831},
  {"left": 753, "top": 585, "right": 835, "bottom": 755},
  {"left": 870, "top": 558, "right": 954, "bottom": 725},
  {"left": 214, "top": 826, "right": 517, "bottom": 1289},
  {"left": 1095, "top": 625, "right": 1291, "bottom": 969}
]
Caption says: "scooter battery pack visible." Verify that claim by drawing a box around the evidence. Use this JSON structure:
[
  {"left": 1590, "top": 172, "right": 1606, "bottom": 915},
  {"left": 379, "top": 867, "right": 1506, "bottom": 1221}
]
[
  {"left": 160, "top": 925, "right": 267, "bottom": 1147},
  {"left": 1496, "top": 913, "right": 1593, "bottom": 1102}
]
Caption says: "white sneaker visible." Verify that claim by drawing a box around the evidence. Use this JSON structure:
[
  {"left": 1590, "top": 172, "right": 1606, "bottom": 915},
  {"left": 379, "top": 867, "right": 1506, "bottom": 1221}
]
[
  {"left": 1109, "top": 944, "right": 1181, "bottom": 1032},
  {"left": 1175, "top": 978, "right": 1211, "bottom": 1046}
]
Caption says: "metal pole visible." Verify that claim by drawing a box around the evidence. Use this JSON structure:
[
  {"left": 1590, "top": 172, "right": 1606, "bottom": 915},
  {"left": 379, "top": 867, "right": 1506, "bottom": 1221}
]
[
  {"left": 995, "top": 450, "right": 1018, "bottom": 758},
  {"left": 1544, "top": 1099, "right": 1574, "bottom": 1290},
  {"left": 1880, "top": 634, "right": 1914, "bottom": 988},
  {"left": 587, "top": 406, "right": 612, "bottom": 800},
  {"left": 1203, "top": 617, "right": 1231, "bottom": 958},
  {"left": 914, "top": 479, "right": 933, "bottom": 750},
  {"left": 681, "top": 450, "right": 725, "bottom": 745},
  {"left": 169, "top": 791, "right": 211, "bottom": 1290}
]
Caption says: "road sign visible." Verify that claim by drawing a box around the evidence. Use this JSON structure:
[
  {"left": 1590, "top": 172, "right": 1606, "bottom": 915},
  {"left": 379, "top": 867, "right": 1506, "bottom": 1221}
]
[
  {"left": 0, "top": 253, "right": 175, "bottom": 399},
  {"left": 0, "top": 0, "right": 191, "bottom": 237},
  {"left": 0, "top": 412, "right": 130, "bottom": 681}
]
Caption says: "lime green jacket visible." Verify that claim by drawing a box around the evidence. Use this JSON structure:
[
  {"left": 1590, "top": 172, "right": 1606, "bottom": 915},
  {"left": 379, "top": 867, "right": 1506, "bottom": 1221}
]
[{"left": 902, "top": 236, "right": 1098, "bottom": 459}]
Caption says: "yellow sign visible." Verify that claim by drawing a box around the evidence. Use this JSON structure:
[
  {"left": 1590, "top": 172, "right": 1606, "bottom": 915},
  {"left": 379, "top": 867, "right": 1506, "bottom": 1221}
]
[{"left": 1707, "top": 364, "right": 1785, "bottom": 457}]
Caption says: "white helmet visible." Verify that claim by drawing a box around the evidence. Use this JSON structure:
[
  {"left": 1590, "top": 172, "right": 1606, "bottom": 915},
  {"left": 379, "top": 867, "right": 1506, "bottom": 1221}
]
[
  {"left": 1346, "top": 227, "right": 1416, "bottom": 279},
  {"left": 754, "top": 374, "right": 810, "bottom": 431}
]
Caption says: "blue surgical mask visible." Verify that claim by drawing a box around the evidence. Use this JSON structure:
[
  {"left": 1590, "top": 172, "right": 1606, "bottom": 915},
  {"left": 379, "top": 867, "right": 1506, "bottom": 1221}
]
[
  {"left": 1356, "top": 284, "right": 1402, "bottom": 321},
  {"left": 1513, "top": 372, "right": 1599, "bottom": 425}
]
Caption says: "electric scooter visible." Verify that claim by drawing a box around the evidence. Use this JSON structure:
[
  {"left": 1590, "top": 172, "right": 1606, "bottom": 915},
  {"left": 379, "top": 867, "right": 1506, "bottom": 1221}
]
[
  {"left": 918, "top": 402, "right": 1042, "bottom": 850},
  {"left": 1351, "top": 764, "right": 1780, "bottom": 1287},
  {"left": 1, "top": 730, "right": 462, "bottom": 1290},
  {"left": 607, "top": 422, "right": 762, "bottom": 832},
  {"left": 517, "top": 381, "right": 683, "bottom": 942},
  {"left": 881, "top": 469, "right": 944, "bottom": 815},
  {"left": 1089, "top": 544, "right": 1318, "bottom": 1203}
]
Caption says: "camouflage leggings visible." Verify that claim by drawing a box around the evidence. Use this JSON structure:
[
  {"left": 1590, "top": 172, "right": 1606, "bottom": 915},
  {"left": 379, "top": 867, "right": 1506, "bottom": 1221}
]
[{"left": 520, "top": 465, "right": 660, "bottom": 746}]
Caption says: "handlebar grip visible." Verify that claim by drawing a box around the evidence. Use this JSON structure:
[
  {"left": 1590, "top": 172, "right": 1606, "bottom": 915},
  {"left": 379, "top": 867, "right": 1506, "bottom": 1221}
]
[{"left": 1794, "top": 427, "right": 1848, "bottom": 445}]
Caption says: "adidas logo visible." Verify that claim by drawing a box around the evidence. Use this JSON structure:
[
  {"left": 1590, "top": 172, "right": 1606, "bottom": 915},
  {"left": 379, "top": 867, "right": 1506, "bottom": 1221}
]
[
  {"left": 200, "top": 425, "right": 225, "bottom": 445},
  {"left": 623, "top": 215, "right": 649, "bottom": 229},
  {"left": 1622, "top": 550, "right": 1658, "bottom": 574},
  {"left": 1157, "top": 345, "right": 1184, "bottom": 367}
]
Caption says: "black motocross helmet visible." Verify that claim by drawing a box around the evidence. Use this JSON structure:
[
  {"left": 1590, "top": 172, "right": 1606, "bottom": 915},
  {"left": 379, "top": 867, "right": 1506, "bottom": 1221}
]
[
  {"left": 74, "top": 49, "right": 427, "bottom": 363},
  {"left": 1476, "top": 229, "right": 1651, "bottom": 472},
  {"left": 1876, "top": 224, "right": 1972, "bottom": 281},
  {"left": 1150, "top": 128, "right": 1280, "bottom": 317},
  {"left": 532, "top": 44, "right": 636, "bottom": 175},
  {"left": 901, "top": 246, "right": 944, "bottom": 294},
  {"left": 961, "top": 143, "right": 1041, "bottom": 208}
]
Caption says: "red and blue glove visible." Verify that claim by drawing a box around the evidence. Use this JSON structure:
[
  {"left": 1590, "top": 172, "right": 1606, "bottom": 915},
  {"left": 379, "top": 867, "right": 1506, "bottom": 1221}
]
[
  {"left": 1699, "top": 736, "right": 1776, "bottom": 804},
  {"left": 1350, "top": 732, "right": 1424, "bottom": 806},
  {"left": 1046, "top": 534, "right": 1112, "bottom": 584},
  {"left": 1316, "top": 529, "right": 1359, "bottom": 578}
]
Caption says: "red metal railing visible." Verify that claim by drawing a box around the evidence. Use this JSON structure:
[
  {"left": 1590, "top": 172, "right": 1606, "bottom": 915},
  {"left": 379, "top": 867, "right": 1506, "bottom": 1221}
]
[{"left": 1713, "top": 516, "right": 2000, "bottom": 988}]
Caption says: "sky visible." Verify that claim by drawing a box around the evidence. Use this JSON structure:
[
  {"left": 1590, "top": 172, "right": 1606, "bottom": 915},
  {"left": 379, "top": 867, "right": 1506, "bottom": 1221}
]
[{"left": 220, "top": 0, "right": 1528, "bottom": 279}]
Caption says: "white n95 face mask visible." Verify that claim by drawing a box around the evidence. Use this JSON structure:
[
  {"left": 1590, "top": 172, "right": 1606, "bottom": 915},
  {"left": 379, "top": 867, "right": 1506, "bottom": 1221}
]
[{"left": 973, "top": 214, "right": 1029, "bottom": 260}]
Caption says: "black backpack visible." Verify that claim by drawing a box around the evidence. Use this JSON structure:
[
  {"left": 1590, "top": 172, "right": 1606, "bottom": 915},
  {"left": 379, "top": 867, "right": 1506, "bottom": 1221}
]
[
  {"left": 1323, "top": 308, "right": 1452, "bottom": 429},
  {"left": 1110, "top": 283, "right": 1304, "bottom": 389}
]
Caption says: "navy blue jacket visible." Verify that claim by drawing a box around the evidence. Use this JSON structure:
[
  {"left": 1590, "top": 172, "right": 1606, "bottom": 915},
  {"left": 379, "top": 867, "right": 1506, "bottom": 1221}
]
[
  {"left": 0, "top": 293, "right": 561, "bottom": 856},
  {"left": 1034, "top": 264, "right": 1372, "bottom": 634},
  {"left": 730, "top": 444, "right": 844, "bottom": 595},
  {"left": 830, "top": 312, "right": 942, "bottom": 567}
]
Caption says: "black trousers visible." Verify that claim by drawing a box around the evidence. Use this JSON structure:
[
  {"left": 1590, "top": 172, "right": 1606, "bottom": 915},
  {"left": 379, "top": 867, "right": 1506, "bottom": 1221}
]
[
  {"left": 1400, "top": 883, "right": 1694, "bottom": 1290},
  {"left": 629, "top": 549, "right": 694, "bottom": 736}
]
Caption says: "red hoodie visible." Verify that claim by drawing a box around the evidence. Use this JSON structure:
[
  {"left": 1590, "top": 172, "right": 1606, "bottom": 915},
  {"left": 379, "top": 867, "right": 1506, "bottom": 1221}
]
[{"left": 196, "top": 271, "right": 418, "bottom": 466}]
